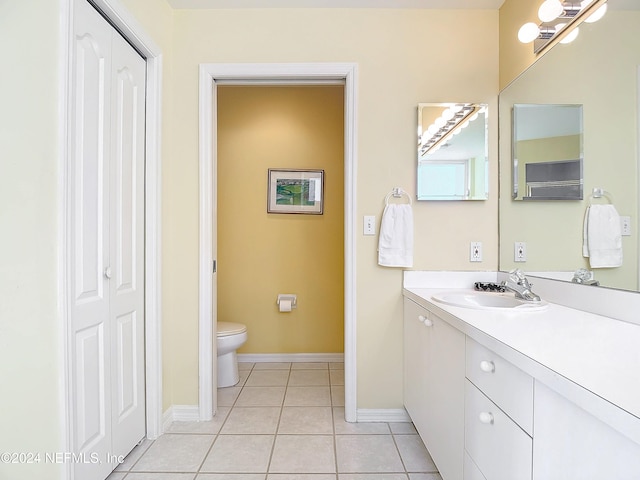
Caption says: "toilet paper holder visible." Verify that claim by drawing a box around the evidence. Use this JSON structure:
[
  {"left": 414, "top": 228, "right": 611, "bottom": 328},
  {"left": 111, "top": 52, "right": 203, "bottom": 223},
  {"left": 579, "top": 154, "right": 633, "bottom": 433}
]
[{"left": 276, "top": 294, "right": 297, "bottom": 309}]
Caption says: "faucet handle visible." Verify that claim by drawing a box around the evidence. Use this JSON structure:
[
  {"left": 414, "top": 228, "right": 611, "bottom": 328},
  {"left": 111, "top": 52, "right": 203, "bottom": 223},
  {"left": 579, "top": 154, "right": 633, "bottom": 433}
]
[{"left": 508, "top": 268, "right": 526, "bottom": 283}]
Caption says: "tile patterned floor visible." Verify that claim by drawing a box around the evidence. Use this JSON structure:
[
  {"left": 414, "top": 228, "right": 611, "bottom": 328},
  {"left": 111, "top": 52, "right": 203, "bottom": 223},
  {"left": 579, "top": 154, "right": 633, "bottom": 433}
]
[{"left": 108, "top": 362, "right": 443, "bottom": 480}]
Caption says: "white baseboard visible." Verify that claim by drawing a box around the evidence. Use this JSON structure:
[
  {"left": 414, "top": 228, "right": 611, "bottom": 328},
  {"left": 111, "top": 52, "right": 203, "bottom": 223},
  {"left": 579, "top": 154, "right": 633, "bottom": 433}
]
[
  {"left": 356, "top": 408, "right": 412, "bottom": 423},
  {"left": 237, "top": 353, "right": 345, "bottom": 363},
  {"left": 162, "top": 405, "right": 200, "bottom": 431}
]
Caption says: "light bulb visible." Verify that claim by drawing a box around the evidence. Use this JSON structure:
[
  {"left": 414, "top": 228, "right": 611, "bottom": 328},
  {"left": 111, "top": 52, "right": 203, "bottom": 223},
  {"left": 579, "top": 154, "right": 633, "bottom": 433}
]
[
  {"left": 442, "top": 108, "right": 455, "bottom": 121},
  {"left": 518, "top": 22, "right": 541, "bottom": 43},
  {"left": 560, "top": 26, "right": 580, "bottom": 44},
  {"left": 428, "top": 124, "right": 438, "bottom": 135},
  {"left": 538, "top": 0, "right": 564, "bottom": 22},
  {"left": 452, "top": 104, "right": 464, "bottom": 113},
  {"left": 584, "top": 3, "right": 607, "bottom": 23},
  {"left": 469, "top": 112, "right": 479, "bottom": 122},
  {"left": 434, "top": 117, "right": 446, "bottom": 128}
]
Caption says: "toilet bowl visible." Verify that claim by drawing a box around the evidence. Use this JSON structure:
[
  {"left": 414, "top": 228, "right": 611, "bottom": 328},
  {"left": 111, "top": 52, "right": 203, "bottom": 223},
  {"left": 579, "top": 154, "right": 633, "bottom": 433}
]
[{"left": 216, "top": 321, "right": 248, "bottom": 388}]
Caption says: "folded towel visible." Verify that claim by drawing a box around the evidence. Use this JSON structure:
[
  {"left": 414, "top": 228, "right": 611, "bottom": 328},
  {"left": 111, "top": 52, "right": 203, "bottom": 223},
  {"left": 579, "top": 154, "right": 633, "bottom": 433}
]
[
  {"left": 582, "top": 204, "right": 623, "bottom": 268},
  {"left": 378, "top": 204, "right": 413, "bottom": 268}
]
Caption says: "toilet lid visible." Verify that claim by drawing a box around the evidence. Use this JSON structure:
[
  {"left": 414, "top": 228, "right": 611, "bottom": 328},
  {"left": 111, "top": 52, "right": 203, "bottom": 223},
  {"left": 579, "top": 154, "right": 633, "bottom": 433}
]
[{"left": 217, "top": 321, "right": 247, "bottom": 337}]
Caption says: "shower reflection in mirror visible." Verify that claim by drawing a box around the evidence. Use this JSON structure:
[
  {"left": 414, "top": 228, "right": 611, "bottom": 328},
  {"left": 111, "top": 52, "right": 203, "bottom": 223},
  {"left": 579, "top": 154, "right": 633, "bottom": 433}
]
[{"left": 417, "top": 103, "right": 488, "bottom": 201}]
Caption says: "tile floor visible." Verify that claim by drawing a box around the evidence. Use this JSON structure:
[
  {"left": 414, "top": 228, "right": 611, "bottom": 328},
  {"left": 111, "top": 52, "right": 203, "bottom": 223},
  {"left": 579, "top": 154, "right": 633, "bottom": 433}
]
[{"left": 108, "top": 362, "right": 443, "bottom": 480}]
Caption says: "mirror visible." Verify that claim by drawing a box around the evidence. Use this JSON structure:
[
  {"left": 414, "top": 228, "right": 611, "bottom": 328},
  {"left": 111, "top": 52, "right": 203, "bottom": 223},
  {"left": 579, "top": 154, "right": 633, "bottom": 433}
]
[
  {"left": 417, "top": 103, "right": 488, "bottom": 200},
  {"left": 512, "top": 104, "right": 584, "bottom": 201},
  {"left": 499, "top": 3, "right": 640, "bottom": 291}
]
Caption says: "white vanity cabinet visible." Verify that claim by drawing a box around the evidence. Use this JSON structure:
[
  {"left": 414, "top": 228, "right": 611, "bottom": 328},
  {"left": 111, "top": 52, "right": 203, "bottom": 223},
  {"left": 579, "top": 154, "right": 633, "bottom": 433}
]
[
  {"left": 533, "top": 381, "right": 640, "bottom": 480},
  {"left": 403, "top": 286, "right": 640, "bottom": 480},
  {"left": 403, "top": 297, "right": 465, "bottom": 480}
]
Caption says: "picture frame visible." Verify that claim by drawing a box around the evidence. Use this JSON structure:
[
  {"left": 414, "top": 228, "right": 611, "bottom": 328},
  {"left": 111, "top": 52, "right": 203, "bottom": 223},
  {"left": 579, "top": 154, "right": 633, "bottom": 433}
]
[{"left": 267, "top": 169, "right": 324, "bottom": 214}]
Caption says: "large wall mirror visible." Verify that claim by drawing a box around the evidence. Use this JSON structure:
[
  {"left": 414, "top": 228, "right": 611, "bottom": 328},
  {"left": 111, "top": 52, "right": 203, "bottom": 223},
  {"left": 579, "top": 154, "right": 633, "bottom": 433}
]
[
  {"left": 499, "top": 1, "right": 640, "bottom": 291},
  {"left": 417, "top": 103, "right": 488, "bottom": 200}
]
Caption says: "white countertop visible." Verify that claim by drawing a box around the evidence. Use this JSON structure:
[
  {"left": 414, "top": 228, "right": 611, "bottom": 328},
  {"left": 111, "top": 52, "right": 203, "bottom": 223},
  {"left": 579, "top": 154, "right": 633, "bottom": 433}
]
[{"left": 403, "top": 287, "right": 640, "bottom": 443}]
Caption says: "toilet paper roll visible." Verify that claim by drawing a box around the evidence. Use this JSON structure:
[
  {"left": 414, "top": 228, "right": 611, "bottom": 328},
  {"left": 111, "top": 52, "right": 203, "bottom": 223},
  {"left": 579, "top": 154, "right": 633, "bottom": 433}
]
[{"left": 279, "top": 299, "right": 292, "bottom": 312}]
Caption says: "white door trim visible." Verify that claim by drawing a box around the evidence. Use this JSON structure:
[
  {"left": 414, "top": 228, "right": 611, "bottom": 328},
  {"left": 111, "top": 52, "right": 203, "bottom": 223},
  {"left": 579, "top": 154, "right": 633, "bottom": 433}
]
[
  {"left": 198, "top": 63, "right": 358, "bottom": 422},
  {"left": 61, "top": 2, "right": 163, "bottom": 478}
]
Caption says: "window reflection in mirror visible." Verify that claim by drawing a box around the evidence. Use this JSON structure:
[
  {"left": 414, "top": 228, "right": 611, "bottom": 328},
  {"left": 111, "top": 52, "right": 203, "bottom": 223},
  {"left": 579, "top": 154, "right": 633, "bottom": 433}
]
[
  {"left": 512, "top": 104, "right": 583, "bottom": 201},
  {"left": 417, "top": 103, "right": 488, "bottom": 201}
]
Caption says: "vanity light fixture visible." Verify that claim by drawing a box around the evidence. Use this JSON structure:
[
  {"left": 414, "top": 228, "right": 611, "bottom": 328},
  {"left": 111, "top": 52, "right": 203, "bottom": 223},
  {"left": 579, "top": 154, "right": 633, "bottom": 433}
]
[
  {"left": 518, "top": 0, "right": 608, "bottom": 54},
  {"left": 419, "top": 104, "right": 484, "bottom": 156}
]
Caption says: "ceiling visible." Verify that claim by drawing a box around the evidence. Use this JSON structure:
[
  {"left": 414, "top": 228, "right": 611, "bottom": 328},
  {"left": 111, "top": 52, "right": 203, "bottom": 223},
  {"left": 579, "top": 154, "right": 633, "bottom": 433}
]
[{"left": 166, "top": 0, "right": 505, "bottom": 9}]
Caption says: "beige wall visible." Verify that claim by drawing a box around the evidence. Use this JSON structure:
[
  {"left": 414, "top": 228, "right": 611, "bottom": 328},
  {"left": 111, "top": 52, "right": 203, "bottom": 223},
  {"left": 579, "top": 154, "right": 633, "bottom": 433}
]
[
  {"left": 217, "top": 86, "right": 344, "bottom": 354},
  {"left": 167, "top": 8, "right": 499, "bottom": 409},
  {"left": 1, "top": 4, "right": 500, "bottom": 460},
  {"left": 0, "top": 1, "right": 65, "bottom": 478}
]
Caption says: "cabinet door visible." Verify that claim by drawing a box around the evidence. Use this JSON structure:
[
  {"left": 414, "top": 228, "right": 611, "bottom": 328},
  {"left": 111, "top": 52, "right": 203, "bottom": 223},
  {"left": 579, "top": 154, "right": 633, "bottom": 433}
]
[
  {"left": 404, "top": 298, "right": 465, "bottom": 480},
  {"left": 533, "top": 381, "right": 640, "bottom": 480}
]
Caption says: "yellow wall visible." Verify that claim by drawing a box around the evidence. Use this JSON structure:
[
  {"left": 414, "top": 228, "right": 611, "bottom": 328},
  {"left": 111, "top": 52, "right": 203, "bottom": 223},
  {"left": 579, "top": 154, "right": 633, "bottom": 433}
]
[
  {"left": 217, "top": 86, "right": 344, "bottom": 354},
  {"left": 166, "top": 7, "right": 499, "bottom": 409}
]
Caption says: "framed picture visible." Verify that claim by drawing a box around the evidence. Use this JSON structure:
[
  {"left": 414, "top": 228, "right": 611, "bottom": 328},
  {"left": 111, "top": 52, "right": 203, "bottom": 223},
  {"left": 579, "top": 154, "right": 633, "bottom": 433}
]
[{"left": 267, "top": 169, "right": 324, "bottom": 214}]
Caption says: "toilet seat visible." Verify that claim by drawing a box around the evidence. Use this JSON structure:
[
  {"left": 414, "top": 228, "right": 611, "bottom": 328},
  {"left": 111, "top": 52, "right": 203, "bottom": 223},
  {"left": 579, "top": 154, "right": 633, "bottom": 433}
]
[{"left": 217, "top": 321, "right": 247, "bottom": 337}]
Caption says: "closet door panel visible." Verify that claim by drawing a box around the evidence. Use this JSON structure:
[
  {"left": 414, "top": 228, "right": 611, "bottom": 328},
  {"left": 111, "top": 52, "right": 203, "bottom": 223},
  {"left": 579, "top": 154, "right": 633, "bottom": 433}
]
[
  {"left": 109, "top": 29, "right": 146, "bottom": 459},
  {"left": 70, "top": 2, "right": 113, "bottom": 479}
]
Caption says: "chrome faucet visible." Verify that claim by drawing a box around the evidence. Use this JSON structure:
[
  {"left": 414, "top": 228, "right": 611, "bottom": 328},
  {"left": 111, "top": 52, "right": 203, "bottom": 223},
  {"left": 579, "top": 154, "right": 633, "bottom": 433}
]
[
  {"left": 572, "top": 268, "right": 600, "bottom": 286},
  {"left": 501, "top": 269, "right": 541, "bottom": 302}
]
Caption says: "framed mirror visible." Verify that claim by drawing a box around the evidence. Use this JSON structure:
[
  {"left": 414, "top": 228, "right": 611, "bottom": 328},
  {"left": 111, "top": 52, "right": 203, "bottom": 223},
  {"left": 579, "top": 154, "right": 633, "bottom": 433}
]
[
  {"left": 512, "top": 104, "right": 583, "bottom": 201},
  {"left": 417, "top": 103, "right": 488, "bottom": 201}
]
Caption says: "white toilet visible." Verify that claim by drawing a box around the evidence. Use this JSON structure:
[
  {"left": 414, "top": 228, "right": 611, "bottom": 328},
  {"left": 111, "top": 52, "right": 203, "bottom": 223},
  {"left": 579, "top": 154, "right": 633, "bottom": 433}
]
[{"left": 216, "top": 321, "right": 248, "bottom": 388}]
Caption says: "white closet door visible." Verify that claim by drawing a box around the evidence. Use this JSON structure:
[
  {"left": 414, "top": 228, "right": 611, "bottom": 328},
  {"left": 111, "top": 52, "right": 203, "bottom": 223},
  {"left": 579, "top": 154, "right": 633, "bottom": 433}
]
[
  {"left": 70, "top": 1, "right": 145, "bottom": 478},
  {"left": 109, "top": 28, "right": 146, "bottom": 459},
  {"left": 70, "top": 3, "right": 113, "bottom": 479}
]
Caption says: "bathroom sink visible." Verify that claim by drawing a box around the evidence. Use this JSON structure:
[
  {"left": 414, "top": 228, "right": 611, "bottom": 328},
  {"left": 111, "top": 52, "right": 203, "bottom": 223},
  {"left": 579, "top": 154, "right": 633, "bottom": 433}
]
[{"left": 431, "top": 291, "right": 548, "bottom": 311}]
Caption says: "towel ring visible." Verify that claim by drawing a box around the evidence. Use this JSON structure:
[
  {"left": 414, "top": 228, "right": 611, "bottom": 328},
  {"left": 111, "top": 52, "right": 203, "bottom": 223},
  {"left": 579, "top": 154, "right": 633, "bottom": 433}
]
[
  {"left": 588, "top": 187, "right": 613, "bottom": 205},
  {"left": 385, "top": 187, "right": 412, "bottom": 205}
]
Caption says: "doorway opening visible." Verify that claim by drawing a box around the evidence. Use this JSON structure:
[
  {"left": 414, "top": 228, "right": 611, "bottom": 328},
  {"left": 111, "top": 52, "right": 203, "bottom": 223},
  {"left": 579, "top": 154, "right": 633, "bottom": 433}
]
[
  {"left": 216, "top": 84, "right": 344, "bottom": 360},
  {"left": 198, "top": 63, "right": 358, "bottom": 422}
]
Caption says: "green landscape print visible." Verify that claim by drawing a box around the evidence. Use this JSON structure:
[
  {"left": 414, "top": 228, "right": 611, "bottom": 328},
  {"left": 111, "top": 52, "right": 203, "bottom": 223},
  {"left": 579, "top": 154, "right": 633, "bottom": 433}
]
[{"left": 276, "top": 178, "right": 315, "bottom": 206}]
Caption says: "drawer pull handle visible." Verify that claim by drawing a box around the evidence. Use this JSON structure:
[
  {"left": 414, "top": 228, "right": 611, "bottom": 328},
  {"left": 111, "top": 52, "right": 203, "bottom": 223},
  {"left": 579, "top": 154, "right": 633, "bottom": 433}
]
[
  {"left": 480, "top": 360, "right": 495, "bottom": 373},
  {"left": 479, "top": 412, "right": 494, "bottom": 425},
  {"left": 417, "top": 315, "right": 433, "bottom": 327}
]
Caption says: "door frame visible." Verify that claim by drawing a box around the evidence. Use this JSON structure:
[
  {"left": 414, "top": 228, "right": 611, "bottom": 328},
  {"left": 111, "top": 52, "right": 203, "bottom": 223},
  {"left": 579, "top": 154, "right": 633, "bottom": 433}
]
[
  {"left": 198, "top": 63, "right": 358, "bottom": 422},
  {"left": 61, "top": 0, "right": 163, "bottom": 476}
]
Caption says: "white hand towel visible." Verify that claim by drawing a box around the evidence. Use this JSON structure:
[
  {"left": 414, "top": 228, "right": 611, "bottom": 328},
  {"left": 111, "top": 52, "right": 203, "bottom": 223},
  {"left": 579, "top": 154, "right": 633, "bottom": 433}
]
[
  {"left": 582, "top": 204, "right": 623, "bottom": 268},
  {"left": 378, "top": 203, "right": 413, "bottom": 268}
]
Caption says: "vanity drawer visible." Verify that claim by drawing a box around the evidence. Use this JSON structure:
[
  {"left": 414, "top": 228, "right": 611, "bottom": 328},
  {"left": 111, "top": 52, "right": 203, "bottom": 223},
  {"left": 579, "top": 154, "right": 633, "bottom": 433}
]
[
  {"left": 465, "top": 380, "right": 532, "bottom": 480},
  {"left": 466, "top": 337, "right": 533, "bottom": 434},
  {"left": 464, "top": 452, "right": 487, "bottom": 480}
]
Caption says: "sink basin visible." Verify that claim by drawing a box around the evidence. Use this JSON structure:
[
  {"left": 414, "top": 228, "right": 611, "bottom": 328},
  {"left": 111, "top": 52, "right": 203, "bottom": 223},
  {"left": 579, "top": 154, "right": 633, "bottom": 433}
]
[{"left": 431, "top": 291, "right": 548, "bottom": 311}]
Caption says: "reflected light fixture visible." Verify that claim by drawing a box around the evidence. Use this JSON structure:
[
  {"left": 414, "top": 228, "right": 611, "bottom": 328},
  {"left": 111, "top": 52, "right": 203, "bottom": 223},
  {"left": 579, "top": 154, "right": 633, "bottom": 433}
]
[
  {"left": 518, "top": 0, "right": 607, "bottom": 54},
  {"left": 419, "top": 104, "right": 484, "bottom": 156}
]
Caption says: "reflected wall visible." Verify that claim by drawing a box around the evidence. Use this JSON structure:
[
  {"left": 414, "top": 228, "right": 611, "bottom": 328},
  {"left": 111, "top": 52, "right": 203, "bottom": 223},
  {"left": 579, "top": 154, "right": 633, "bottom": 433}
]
[{"left": 499, "top": 8, "right": 640, "bottom": 291}]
